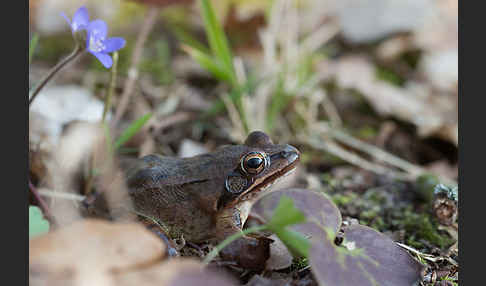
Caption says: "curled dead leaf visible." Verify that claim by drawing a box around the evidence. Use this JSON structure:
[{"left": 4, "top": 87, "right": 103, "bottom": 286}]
[
  {"left": 29, "top": 219, "right": 166, "bottom": 286},
  {"left": 115, "top": 259, "right": 237, "bottom": 286}
]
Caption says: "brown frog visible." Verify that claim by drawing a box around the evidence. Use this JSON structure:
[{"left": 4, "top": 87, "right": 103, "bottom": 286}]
[{"left": 126, "top": 131, "right": 300, "bottom": 269}]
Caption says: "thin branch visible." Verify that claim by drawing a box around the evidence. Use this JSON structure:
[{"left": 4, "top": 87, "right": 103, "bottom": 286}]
[
  {"left": 305, "top": 135, "right": 412, "bottom": 181},
  {"left": 396, "top": 242, "right": 458, "bottom": 266},
  {"left": 29, "top": 180, "right": 55, "bottom": 223},
  {"left": 38, "top": 189, "right": 86, "bottom": 202},
  {"left": 112, "top": 6, "right": 160, "bottom": 126},
  {"left": 316, "top": 124, "right": 457, "bottom": 185},
  {"left": 29, "top": 45, "right": 84, "bottom": 107}
]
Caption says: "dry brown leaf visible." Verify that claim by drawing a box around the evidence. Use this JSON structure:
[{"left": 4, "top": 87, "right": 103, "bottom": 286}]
[
  {"left": 265, "top": 234, "right": 294, "bottom": 270},
  {"left": 320, "top": 56, "right": 458, "bottom": 145},
  {"left": 115, "top": 259, "right": 237, "bottom": 286},
  {"left": 29, "top": 219, "right": 166, "bottom": 286}
]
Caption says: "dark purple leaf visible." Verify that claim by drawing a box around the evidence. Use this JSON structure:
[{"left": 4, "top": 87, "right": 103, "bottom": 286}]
[
  {"left": 251, "top": 188, "right": 342, "bottom": 239},
  {"left": 310, "top": 224, "right": 424, "bottom": 286}
]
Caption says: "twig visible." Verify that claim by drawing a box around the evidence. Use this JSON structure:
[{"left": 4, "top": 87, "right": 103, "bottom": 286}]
[
  {"left": 29, "top": 180, "right": 54, "bottom": 223},
  {"left": 38, "top": 189, "right": 86, "bottom": 202},
  {"left": 397, "top": 242, "right": 458, "bottom": 267},
  {"left": 29, "top": 45, "right": 84, "bottom": 107},
  {"left": 305, "top": 135, "right": 412, "bottom": 181},
  {"left": 314, "top": 123, "right": 457, "bottom": 185},
  {"left": 112, "top": 6, "right": 160, "bottom": 126}
]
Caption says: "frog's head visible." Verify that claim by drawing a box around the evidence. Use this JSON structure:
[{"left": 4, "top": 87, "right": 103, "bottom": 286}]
[{"left": 216, "top": 131, "right": 300, "bottom": 212}]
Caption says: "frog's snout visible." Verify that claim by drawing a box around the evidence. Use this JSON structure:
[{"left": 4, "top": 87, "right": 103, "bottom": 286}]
[{"left": 281, "top": 144, "right": 300, "bottom": 163}]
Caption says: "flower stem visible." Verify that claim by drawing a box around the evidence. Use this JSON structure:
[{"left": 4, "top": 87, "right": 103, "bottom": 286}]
[
  {"left": 29, "top": 45, "right": 84, "bottom": 107},
  {"left": 102, "top": 52, "right": 119, "bottom": 123},
  {"left": 203, "top": 225, "right": 267, "bottom": 265}
]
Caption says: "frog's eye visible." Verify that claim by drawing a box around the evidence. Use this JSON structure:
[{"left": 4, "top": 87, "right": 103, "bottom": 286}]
[{"left": 241, "top": 152, "right": 268, "bottom": 175}]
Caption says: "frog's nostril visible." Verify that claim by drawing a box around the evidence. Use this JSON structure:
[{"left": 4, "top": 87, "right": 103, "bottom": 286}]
[{"left": 282, "top": 145, "right": 300, "bottom": 162}]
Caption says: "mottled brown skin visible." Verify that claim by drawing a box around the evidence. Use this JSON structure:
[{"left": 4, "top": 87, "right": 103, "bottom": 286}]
[{"left": 126, "top": 131, "right": 300, "bottom": 269}]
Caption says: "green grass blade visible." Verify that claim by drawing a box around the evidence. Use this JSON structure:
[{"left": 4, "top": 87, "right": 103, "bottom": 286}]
[
  {"left": 182, "top": 45, "right": 233, "bottom": 83},
  {"left": 29, "top": 34, "right": 39, "bottom": 65},
  {"left": 200, "top": 0, "right": 236, "bottom": 85},
  {"left": 171, "top": 25, "right": 211, "bottom": 55},
  {"left": 114, "top": 113, "right": 152, "bottom": 150}
]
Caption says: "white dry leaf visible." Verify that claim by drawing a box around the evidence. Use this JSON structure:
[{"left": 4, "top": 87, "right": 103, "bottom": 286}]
[
  {"left": 419, "top": 50, "right": 458, "bottom": 92},
  {"left": 178, "top": 139, "right": 209, "bottom": 158},
  {"left": 320, "top": 56, "right": 458, "bottom": 145},
  {"left": 29, "top": 85, "right": 109, "bottom": 152},
  {"left": 412, "top": 0, "right": 457, "bottom": 92},
  {"left": 334, "top": 0, "right": 434, "bottom": 43}
]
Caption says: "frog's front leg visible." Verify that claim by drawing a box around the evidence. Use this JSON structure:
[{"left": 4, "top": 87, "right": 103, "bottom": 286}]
[{"left": 215, "top": 208, "right": 272, "bottom": 270}]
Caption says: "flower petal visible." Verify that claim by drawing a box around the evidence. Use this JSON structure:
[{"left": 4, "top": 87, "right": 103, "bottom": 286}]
[
  {"left": 90, "top": 51, "right": 113, "bottom": 68},
  {"left": 103, "top": 37, "right": 126, "bottom": 53},
  {"left": 87, "top": 19, "right": 108, "bottom": 39},
  {"left": 72, "top": 6, "right": 89, "bottom": 31},
  {"left": 60, "top": 12, "right": 71, "bottom": 26}
]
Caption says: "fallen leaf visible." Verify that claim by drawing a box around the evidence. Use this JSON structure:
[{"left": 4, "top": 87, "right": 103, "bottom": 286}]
[
  {"left": 310, "top": 224, "right": 424, "bottom": 286},
  {"left": 29, "top": 219, "right": 166, "bottom": 286},
  {"left": 265, "top": 234, "right": 294, "bottom": 270},
  {"left": 320, "top": 56, "right": 458, "bottom": 145},
  {"left": 252, "top": 188, "right": 342, "bottom": 240},
  {"left": 114, "top": 259, "right": 237, "bottom": 286}
]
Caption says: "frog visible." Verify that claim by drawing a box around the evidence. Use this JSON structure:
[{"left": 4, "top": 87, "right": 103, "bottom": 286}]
[{"left": 126, "top": 131, "right": 300, "bottom": 269}]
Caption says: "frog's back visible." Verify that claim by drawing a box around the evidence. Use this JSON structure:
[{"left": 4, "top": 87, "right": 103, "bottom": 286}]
[{"left": 126, "top": 154, "right": 217, "bottom": 241}]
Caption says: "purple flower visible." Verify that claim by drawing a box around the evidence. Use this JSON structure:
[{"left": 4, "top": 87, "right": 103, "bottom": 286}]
[
  {"left": 61, "top": 6, "right": 90, "bottom": 33},
  {"left": 85, "top": 20, "right": 126, "bottom": 68},
  {"left": 61, "top": 6, "right": 126, "bottom": 69}
]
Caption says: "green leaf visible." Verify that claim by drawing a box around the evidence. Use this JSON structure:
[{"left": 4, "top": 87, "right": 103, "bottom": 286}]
[
  {"left": 267, "top": 195, "right": 306, "bottom": 230},
  {"left": 182, "top": 45, "right": 233, "bottom": 83},
  {"left": 29, "top": 34, "right": 39, "bottom": 65},
  {"left": 114, "top": 112, "right": 152, "bottom": 150},
  {"left": 266, "top": 196, "right": 310, "bottom": 258},
  {"left": 200, "top": 0, "right": 237, "bottom": 86},
  {"left": 273, "top": 228, "right": 311, "bottom": 258},
  {"left": 29, "top": 206, "right": 49, "bottom": 238}
]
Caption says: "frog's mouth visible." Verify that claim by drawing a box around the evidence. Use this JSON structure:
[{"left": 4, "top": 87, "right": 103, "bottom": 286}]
[
  {"left": 233, "top": 144, "right": 300, "bottom": 205},
  {"left": 239, "top": 157, "right": 299, "bottom": 203},
  {"left": 217, "top": 144, "right": 300, "bottom": 210}
]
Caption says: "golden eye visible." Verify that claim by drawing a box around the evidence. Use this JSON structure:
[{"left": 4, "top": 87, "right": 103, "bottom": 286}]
[{"left": 241, "top": 152, "right": 268, "bottom": 174}]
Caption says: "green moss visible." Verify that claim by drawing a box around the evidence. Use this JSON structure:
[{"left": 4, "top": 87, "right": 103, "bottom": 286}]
[
  {"left": 356, "top": 126, "right": 378, "bottom": 140},
  {"left": 290, "top": 257, "right": 309, "bottom": 271},
  {"left": 331, "top": 192, "right": 358, "bottom": 207},
  {"left": 415, "top": 174, "right": 440, "bottom": 203},
  {"left": 402, "top": 209, "right": 455, "bottom": 249},
  {"left": 375, "top": 66, "right": 405, "bottom": 86}
]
